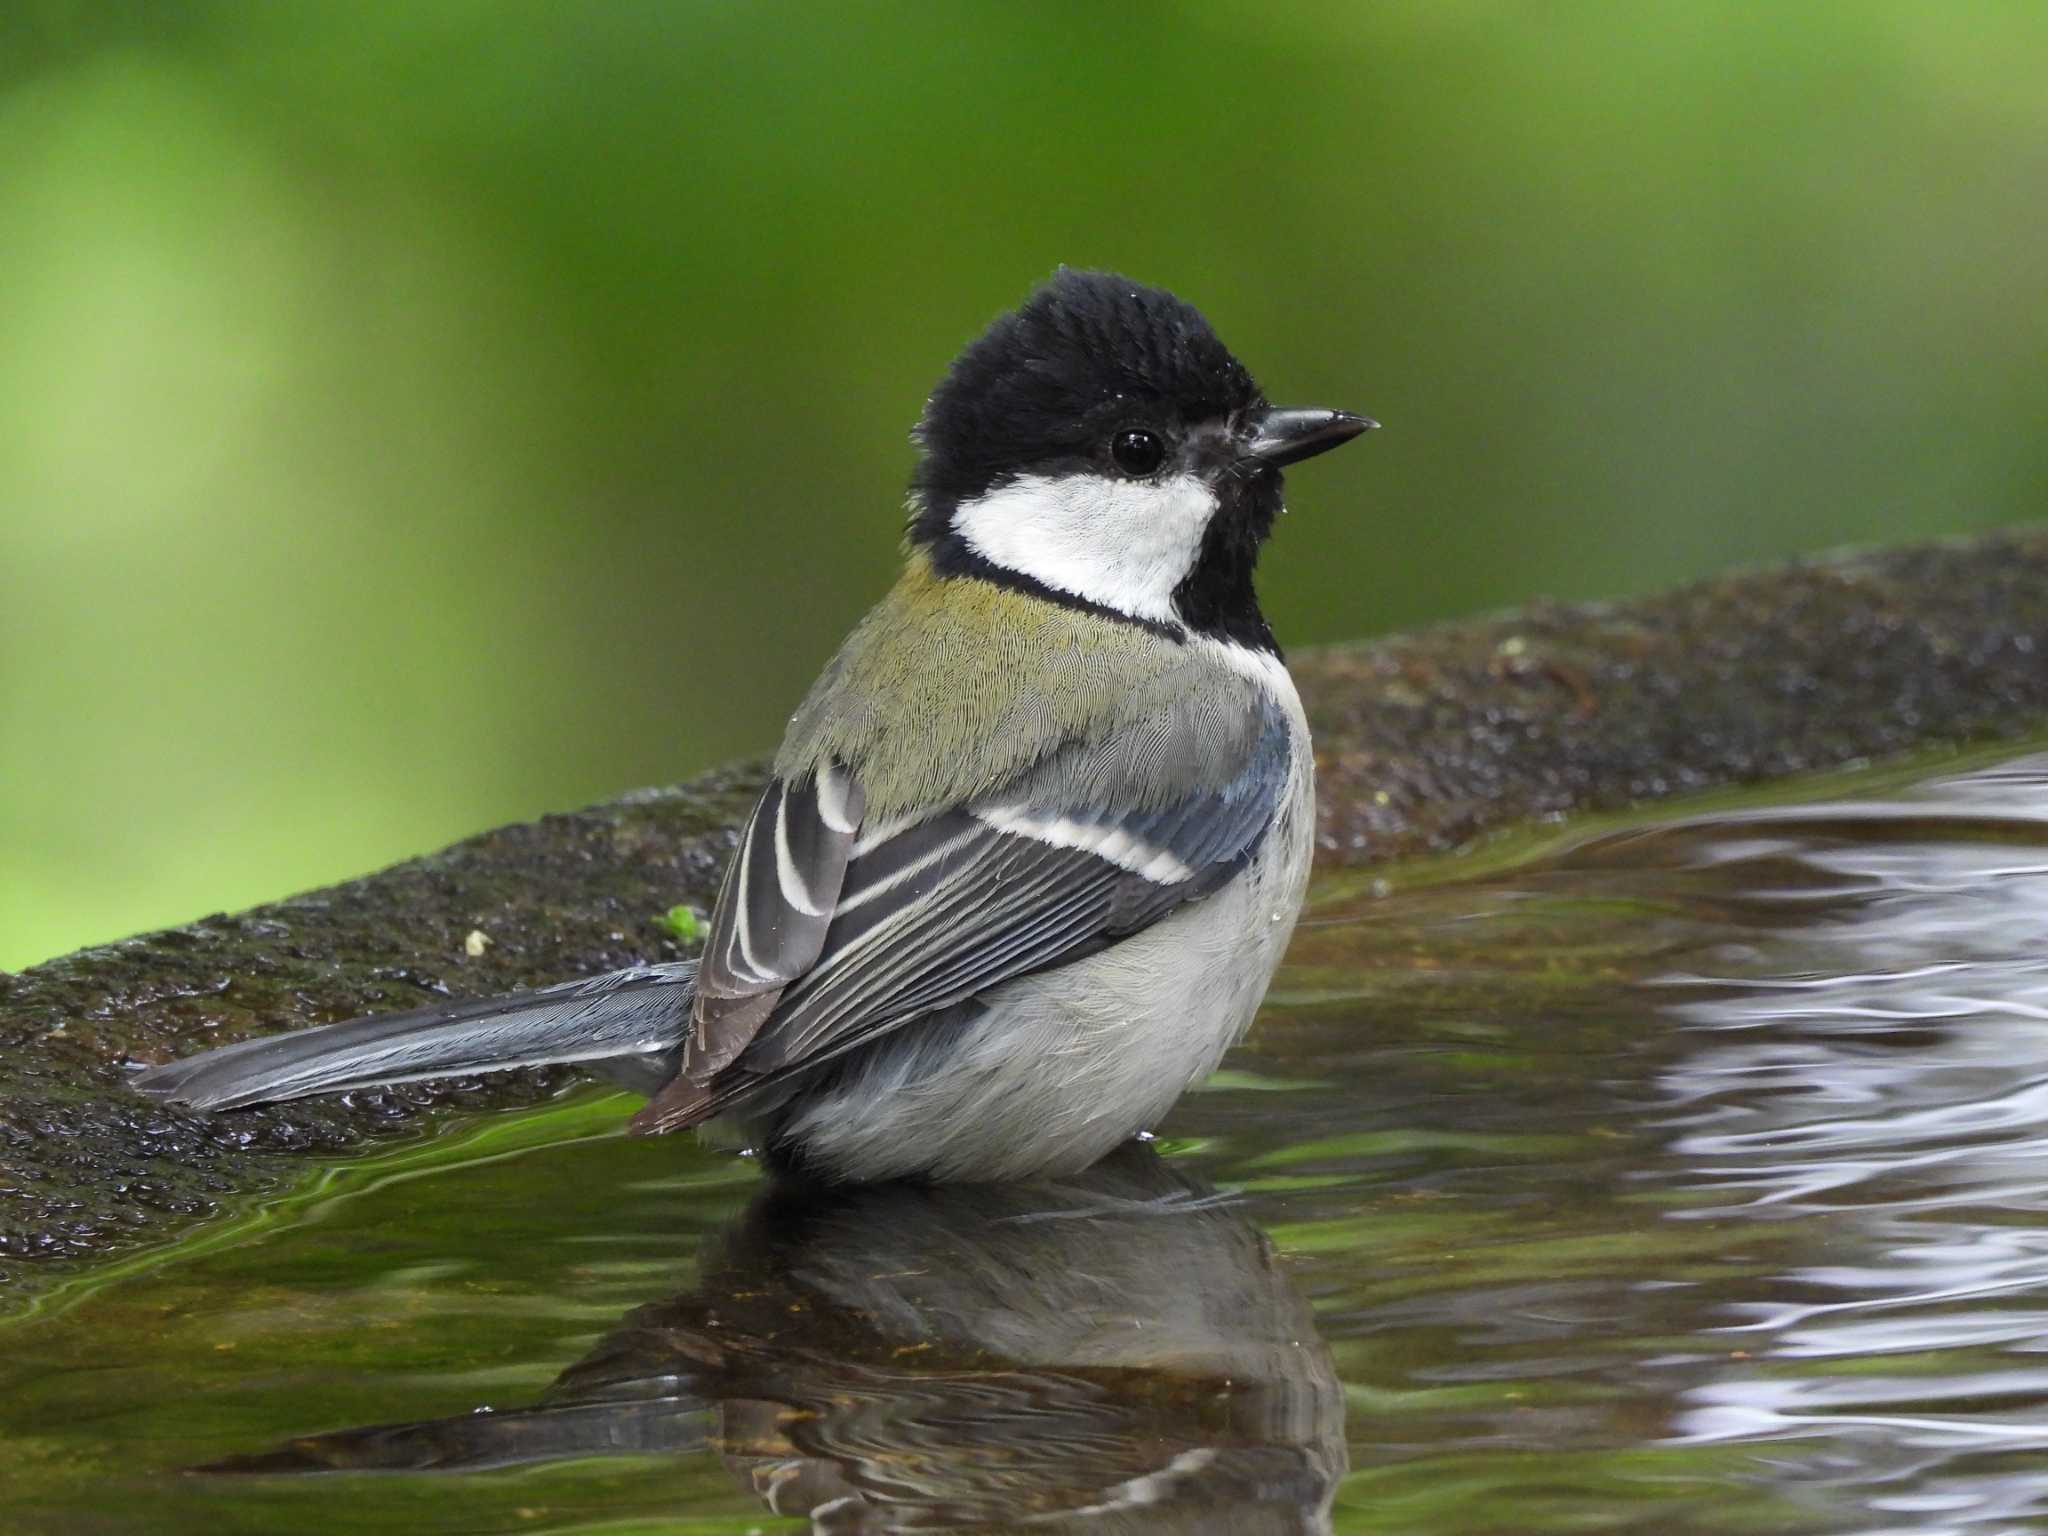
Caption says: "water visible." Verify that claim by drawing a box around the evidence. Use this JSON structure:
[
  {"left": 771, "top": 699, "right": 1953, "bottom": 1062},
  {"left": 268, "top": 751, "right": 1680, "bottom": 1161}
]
[{"left": 7, "top": 746, "right": 2048, "bottom": 1534}]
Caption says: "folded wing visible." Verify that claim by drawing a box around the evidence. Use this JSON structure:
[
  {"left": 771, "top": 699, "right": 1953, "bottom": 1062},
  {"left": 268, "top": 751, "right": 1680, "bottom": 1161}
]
[
  {"left": 684, "top": 761, "right": 864, "bottom": 1079},
  {"left": 636, "top": 691, "right": 1291, "bottom": 1133}
]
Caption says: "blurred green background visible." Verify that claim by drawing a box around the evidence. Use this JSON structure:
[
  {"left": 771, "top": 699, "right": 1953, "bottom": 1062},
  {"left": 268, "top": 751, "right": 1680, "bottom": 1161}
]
[{"left": 3, "top": 2, "right": 2043, "bottom": 971}]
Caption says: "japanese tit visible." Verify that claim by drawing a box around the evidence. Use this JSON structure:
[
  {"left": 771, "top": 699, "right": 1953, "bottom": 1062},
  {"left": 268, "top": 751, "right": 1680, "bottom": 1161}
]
[{"left": 135, "top": 269, "right": 1374, "bottom": 1183}]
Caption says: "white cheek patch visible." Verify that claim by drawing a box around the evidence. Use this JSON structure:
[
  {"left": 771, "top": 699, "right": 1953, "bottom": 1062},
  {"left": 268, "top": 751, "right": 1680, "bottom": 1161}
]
[{"left": 951, "top": 472, "right": 1216, "bottom": 625}]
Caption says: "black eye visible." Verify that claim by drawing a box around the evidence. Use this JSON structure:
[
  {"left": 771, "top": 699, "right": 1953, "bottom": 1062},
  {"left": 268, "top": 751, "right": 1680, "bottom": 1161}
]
[{"left": 1109, "top": 428, "right": 1166, "bottom": 477}]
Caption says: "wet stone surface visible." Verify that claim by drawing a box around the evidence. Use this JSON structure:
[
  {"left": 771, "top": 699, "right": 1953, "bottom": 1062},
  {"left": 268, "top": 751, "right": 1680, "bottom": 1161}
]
[
  {"left": 1299, "top": 530, "right": 2048, "bottom": 859},
  {"left": 0, "top": 769, "right": 760, "bottom": 1284},
  {"left": 4, "top": 530, "right": 2048, "bottom": 1295}
]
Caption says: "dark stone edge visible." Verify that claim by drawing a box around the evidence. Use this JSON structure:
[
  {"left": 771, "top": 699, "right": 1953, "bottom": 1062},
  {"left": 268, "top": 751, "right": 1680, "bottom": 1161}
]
[
  {"left": 3, "top": 528, "right": 2046, "bottom": 1297},
  {"left": 1295, "top": 528, "right": 2048, "bottom": 860}
]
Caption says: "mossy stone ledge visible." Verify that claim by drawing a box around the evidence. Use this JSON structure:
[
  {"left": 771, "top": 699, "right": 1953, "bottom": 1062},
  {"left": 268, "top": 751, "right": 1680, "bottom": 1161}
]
[{"left": 4, "top": 529, "right": 2046, "bottom": 1297}]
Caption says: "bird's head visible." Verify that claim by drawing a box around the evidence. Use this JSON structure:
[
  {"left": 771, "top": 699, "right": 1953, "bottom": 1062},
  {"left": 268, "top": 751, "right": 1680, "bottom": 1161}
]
[{"left": 909, "top": 269, "right": 1372, "bottom": 650}]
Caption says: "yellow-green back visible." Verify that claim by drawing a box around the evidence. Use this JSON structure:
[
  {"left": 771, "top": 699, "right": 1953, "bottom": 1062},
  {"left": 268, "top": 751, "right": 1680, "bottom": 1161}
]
[{"left": 775, "top": 554, "right": 1260, "bottom": 821}]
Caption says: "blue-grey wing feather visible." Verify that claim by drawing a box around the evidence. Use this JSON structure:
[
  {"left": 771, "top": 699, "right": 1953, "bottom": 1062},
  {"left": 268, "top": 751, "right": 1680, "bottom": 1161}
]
[
  {"left": 689, "top": 763, "right": 863, "bottom": 1076},
  {"left": 636, "top": 691, "right": 1293, "bottom": 1127}
]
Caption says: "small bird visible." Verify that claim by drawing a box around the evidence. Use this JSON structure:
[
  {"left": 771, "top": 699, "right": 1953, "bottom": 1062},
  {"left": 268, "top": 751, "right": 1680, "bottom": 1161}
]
[{"left": 135, "top": 270, "right": 1373, "bottom": 1182}]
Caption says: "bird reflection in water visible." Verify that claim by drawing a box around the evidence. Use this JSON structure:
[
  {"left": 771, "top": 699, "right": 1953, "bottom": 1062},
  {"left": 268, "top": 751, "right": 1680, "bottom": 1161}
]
[{"left": 206, "top": 1145, "right": 1345, "bottom": 1533}]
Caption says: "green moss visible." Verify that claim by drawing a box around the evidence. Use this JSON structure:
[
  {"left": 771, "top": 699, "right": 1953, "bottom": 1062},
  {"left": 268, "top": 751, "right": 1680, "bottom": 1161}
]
[{"left": 655, "top": 903, "right": 705, "bottom": 945}]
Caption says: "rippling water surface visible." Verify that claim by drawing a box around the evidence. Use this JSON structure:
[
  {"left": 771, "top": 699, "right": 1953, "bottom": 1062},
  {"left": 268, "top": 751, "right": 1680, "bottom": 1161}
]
[{"left": 8, "top": 745, "right": 2048, "bottom": 1534}]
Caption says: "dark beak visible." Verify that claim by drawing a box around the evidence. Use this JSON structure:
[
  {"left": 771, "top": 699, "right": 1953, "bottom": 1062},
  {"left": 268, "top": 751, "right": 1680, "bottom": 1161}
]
[{"left": 1241, "top": 407, "right": 1377, "bottom": 469}]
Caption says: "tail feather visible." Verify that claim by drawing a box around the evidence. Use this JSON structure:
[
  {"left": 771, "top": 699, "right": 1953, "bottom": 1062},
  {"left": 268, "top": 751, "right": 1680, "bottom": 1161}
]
[
  {"left": 131, "top": 961, "right": 699, "bottom": 1112},
  {"left": 198, "top": 1397, "right": 710, "bottom": 1475}
]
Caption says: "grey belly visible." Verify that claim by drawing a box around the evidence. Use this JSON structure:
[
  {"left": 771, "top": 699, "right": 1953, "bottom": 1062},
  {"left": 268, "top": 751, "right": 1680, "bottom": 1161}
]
[{"left": 760, "top": 815, "right": 1312, "bottom": 1183}]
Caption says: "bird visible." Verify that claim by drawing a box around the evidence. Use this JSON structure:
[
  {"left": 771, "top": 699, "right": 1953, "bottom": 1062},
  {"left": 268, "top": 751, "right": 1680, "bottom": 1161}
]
[{"left": 133, "top": 268, "right": 1374, "bottom": 1183}]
